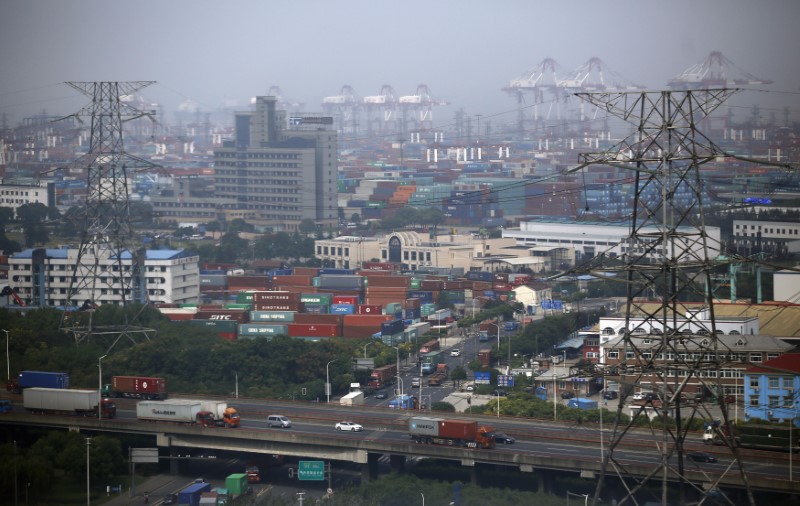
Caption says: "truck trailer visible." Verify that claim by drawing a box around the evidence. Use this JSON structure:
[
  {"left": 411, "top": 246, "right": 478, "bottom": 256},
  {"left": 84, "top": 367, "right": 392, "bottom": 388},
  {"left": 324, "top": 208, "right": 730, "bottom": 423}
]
[
  {"left": 409, "top": 416, "right": 495, "bottom": 449},
  {"left": 339, "top": 390, "right": 365, "bottom": 406},
  {"left": 7, "top": 370, "right": 69, "bottom": 393},
  {"left": 368, "top": 364, "right": 397, "bottom": 389},
  {"left": 103, "top": 375, "right": 167, "bottom": 400},
  {"left": 136, "top": 400, "right": 240, "bottom": 427},
  {"left": 178, "top": 481, "right": 212, "bottom": 506},
  {"left": 23, "top": 387, "right": 116, "bottom": 418}
]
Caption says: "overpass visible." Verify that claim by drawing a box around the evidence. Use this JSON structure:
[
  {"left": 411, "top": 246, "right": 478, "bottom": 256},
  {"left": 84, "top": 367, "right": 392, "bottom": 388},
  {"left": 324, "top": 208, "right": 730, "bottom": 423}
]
[{"left": 1, "top": 411, "right": 796, "bottom": 496}]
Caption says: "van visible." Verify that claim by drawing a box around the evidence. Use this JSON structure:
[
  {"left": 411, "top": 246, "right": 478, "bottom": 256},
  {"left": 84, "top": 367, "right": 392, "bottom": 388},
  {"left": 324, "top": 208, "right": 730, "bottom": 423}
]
[
  {"left": 411, "top": 377, "right": 421, "bottom": 388},
  {"left": 266, "top": 415, "right": 291, "bottom": 428}
]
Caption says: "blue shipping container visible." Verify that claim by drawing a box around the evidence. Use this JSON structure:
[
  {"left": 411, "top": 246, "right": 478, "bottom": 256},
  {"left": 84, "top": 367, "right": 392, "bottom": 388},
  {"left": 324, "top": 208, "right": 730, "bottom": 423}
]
[
  {"left": 381, "top": 319, "right": 405, "bottom": 336},
  {"left": 178, "top": 482, "right": 211, "bottom": 506},
  {"left": 330, "top": 304, "right": 355, "bottom": 314},
  {"left": 18, "top": 371, "right": 70, "bottom": 389}
]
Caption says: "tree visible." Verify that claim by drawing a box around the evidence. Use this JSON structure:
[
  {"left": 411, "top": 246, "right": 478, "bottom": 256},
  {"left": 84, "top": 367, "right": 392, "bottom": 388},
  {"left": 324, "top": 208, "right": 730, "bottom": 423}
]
[
  {"left": 17, "top": 202, "right": 50, "bottom": 246},
  {"left": 299, "top": 219, "right": 317, "bottom": 236},
  {"left": 450, "top": 365, "right": 467, "bottom": 388}
]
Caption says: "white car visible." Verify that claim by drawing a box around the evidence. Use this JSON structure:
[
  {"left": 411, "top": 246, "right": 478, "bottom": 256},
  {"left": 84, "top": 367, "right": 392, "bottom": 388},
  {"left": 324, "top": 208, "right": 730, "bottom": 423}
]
[
  {"left": 450, "top": 348, "right": 461, "bottom": 357},
  {"left": 335, "top": 421, "right": 363, "bottom": 432}
]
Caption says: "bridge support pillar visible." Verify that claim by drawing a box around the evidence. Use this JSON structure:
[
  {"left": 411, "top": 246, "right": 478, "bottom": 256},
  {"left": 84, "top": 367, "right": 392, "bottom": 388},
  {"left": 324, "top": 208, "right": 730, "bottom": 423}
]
[
  {"left": 169, "top": 446, "right": 179, "bottom": 475},
  {"left": 362, "top": 452, "right": 379, "bottom": 483},
  {"left": 537, "top": 469, "right": 548, "bottom": 493},
  {"left": 389, "top": 454, "right": 406, "bottom": 473}
]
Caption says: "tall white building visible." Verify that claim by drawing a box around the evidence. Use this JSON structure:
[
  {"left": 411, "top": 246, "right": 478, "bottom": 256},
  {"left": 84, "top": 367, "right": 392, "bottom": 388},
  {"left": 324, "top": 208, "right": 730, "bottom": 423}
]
[{"left": 7, "top": 247, "right": 200, "bottom": 307}]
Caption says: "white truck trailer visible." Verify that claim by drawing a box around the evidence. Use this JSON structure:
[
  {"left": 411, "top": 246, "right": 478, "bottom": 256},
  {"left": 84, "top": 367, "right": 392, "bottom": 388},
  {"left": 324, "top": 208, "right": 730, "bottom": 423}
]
[
  {"left": 340, "top": 390, "right": 365, "bottom": 406},
  {"left": 23, "top": 387, "right": 116, "bottom": 418},
  {"left": 136, "top": 400, "right": 203, "bottom": 423}
]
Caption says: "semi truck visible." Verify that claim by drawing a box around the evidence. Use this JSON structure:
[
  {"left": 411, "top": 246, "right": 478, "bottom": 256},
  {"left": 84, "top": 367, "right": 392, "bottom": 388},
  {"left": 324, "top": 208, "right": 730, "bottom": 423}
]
[
  {"left": 102, "top": 375, "right": 167, "bottom": 400},
  {"left": 23, "top": 387, "right": 116, "bottom": 418},
  {"left": 408, "top": 416, "right": 496, "bottom": 449},
  {"left": 427, "top": 364, "right": 449, "bottom": 387},
  {"left": 7, "top": 370, "right": 69, "bottom": 393},
  {"left": 136, "top": 400, "right": 240, "bottom": 427},
  {"left": 703, "top": 421, "right": 800, "bottom": 451},
  {"left": 193, "top": 400, "right": 241, "bottom": 428},
  {"left": 420, "top": 350, "right": 444, "bottom": 374},
  {"left": 368, "top": 363, "right": 397, "bottom": 389}
]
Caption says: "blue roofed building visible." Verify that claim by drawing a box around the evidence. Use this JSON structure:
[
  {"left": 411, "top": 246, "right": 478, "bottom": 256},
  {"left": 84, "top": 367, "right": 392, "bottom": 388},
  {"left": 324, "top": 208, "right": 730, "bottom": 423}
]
[{"left": 7, "top": 247, "right": 200, "bottom": 307}]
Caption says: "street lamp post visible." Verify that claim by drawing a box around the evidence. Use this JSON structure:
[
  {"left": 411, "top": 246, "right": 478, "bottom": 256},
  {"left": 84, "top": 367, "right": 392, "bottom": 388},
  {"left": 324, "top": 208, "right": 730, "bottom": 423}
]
[
  {"left": 3, "top": 329, "right": 9, "bottom": 381},
  {"left": 326, "top": 360, "right": 336, "bottom": 404},
  {"left": 86, "top": 437, "right": 91, "bottom": 506},
  {"left": 97, "top": 355, "right": 107, "bottom": 420}
]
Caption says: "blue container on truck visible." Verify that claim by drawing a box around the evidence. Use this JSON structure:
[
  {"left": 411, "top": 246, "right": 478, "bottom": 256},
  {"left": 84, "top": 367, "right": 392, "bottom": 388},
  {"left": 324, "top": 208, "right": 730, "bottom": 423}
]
[
  {"left": 178, "top": 481, "right": 212, "bottom": 506},
  {"left": 381, "top": 319, "right": 405, "bottom": 336},
  {"left": 18, "top": 371, "right": 70, "bottom": 389}
]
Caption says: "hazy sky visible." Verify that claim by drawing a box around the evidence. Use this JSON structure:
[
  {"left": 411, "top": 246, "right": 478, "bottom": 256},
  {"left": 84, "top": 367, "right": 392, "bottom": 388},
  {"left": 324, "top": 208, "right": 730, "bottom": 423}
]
[{"left": 2, "top": 0, "right": 798, "bottom": 130}]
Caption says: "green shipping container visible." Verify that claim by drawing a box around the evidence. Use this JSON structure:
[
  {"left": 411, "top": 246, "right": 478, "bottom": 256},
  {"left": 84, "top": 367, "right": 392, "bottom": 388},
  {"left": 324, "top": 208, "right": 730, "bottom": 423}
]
[
  {"left": 225, "top": 303, "right": 253, "bottom": 310},
  {"left": 301, "top": 293, "right": 333, "bottom": 304},
  {"left": 236, "top": 292, "right": 256, "bottom": 303},
  {"left": 189, "top": 320, "right": 239, "bottom": 332},
  {"left": 225, "top": 473, "right": 249, "bottom": 495},
  {"left": 409, "top": 278, "right": 422, "bottom": 290},
  {"left": 237, "top": 324, "right": 287, "bottom": 337}
]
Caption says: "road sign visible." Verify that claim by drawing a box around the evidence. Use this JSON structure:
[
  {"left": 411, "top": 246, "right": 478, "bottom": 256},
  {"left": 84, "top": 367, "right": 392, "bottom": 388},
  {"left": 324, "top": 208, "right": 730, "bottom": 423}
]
[
  {"left": 131, "top": 448, "right": 158, "bottom": 464},
  {"left": 498, "top": 375, "right": 514, "bottom": 387},
  {"left": 475, "top": 371, "right": 491, "bottom": 385},
  {"left": 298, "top": 460, "right": 325, "bottom": 481}
]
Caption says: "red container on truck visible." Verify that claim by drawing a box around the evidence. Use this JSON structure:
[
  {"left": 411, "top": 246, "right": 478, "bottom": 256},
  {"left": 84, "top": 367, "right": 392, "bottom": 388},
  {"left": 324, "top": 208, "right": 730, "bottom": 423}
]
[
  {"left": 368, "top": 364, "right": 397, "bottom": 389},
  {"left": 104, "top": 376, "right": 167, "bottom": 400},
  {"left": 418, "top": 339, "right": 440, "bottom": 355},
  {"left": 408, "top": 416, "right": 496, "bottom": 449}
]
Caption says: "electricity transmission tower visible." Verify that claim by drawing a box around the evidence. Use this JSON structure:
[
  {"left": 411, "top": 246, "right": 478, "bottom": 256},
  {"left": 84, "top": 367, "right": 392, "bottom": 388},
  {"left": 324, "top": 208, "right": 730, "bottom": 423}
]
[
  {"left": 58, "top": 81, "right": 158, "bottom": 345},
  {"left": 567, "top": 89, "right": 781, "bottom": 506}
]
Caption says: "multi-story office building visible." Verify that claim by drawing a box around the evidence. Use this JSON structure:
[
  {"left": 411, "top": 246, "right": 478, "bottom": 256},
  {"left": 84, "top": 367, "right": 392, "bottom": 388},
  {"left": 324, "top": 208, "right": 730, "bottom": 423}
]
[
  {"left": 0, "top": 179, "right": 54, "bottom": 217},
  {"left": 214, "top": 96, "right": 338, "bottom": 232},
  {"left": 7, "top": 247, "right": 200, "bottom": 306}
]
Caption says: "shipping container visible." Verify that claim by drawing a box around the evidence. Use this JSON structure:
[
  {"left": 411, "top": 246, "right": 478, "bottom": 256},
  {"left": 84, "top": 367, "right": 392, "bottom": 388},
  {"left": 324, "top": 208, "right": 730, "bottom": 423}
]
[
  {"left": 300, "top": 293, "right": 333, "bottom": 305},
  {"left": 249, "top": 310, "right": 296, "bottom": 322},
  {"left": 188, "top": 320, "right": 239, "bottom": 333},
  {"left": 108, "top": 376, "right": 167, "bottom": 400},
  {"left": 194, "top": 310, "right": 249, "bottom": 324},
  {"left": 381, "top": 319, "right": 405, "bottom": 336},
  {"left": 178, "top": 481, "right": 212, "bottom": 506},
  {"left": 287, "top": 323, "right": 340, "bottom": 338},
  {"left": 17, "top": 371, "right": 70, "bottom": 390},
  {"left": 224, "top": 473, "right": 249, "bottom": 495},
  {"left": 137, "top": 400, "right": 203, "bottom": 423},
  {"left": 330, "top": 303, "right": 355, "bottom": 314},
  {"left": 332, "top": 295, "right": 360, "bottom": 305},
  {"left": 237, "top": 324, "right": 288, "bottom": 338},
  {"left": 251, "top": 291, "right": 301, "bottom": 303}
]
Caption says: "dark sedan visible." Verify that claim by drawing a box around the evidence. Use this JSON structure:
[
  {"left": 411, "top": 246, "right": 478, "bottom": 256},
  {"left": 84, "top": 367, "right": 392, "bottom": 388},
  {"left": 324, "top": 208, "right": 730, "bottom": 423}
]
[
  {"left": 494, "top": 432, "right": 516, "bottom": 444},
  {"left": 687, "top": 451, "right": 717, "bottom": 463}
]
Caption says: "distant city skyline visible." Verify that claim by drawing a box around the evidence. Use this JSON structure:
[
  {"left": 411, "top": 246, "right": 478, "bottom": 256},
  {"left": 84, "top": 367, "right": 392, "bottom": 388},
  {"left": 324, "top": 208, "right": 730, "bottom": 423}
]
[{"left": 2, "top": 0, "right": 798, "bottom": 132}]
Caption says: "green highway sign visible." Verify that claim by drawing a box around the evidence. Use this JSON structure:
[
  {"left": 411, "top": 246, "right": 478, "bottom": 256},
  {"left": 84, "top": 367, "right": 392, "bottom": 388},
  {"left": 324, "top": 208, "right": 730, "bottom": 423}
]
[{"left": 298, "top": 460, "right": 325, "bottom": 481}]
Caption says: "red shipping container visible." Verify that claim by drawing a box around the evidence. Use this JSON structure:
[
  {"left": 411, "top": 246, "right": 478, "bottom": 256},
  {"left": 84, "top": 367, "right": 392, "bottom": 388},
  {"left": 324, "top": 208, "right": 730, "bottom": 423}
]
[
  {"left": 253, "top": 302, "right": 304, "bottom": 312},
  {"left": 251, "top": 291, "right": 301, "bottom": 303},
  {"left": 293, "top": 314, "right": 344, "bottom": 326},
  {"left": 420, "top": 280, "right": 444, "bottom": 290},
  {"left": 227, "top": 275, "right": 271, "bottom": 288},
  {"left": 161, "top": 312, "right": 196, "bottom": 321},
  {"left": 287, "top": 323, "right": 340, "bottom": 338},
  {"left": 111, "top": 376, "right": 167, "bottom": 398},
  {"left": 333, "top": 295, "right": 359, "bottom": 305},
  {"left": 438, "top": 419, "right": 479, "bottom": 440},
  {"left": 219, "top": 332, "right": 237, "bottom": 341},
  {"left": 404, "top": 298, "right": 421, "bottom": 309},
  {"left": 194, "top": 310, "right": 250, "bottom": 324},
  {"left": 365, "top": 275, "right": 410, "bottom": 288},
  {"left": 357, "top": 304, "right": 382, "bottom": 315}
]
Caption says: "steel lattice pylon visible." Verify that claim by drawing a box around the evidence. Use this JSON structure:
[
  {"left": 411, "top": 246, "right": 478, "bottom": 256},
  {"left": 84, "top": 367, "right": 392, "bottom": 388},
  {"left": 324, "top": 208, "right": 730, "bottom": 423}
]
[
  {"left": 567, "top": 89, "right": 758, "bottom": 506},
  {"left": 58, "top": 81, "right": 158, "bottom": 345}
]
